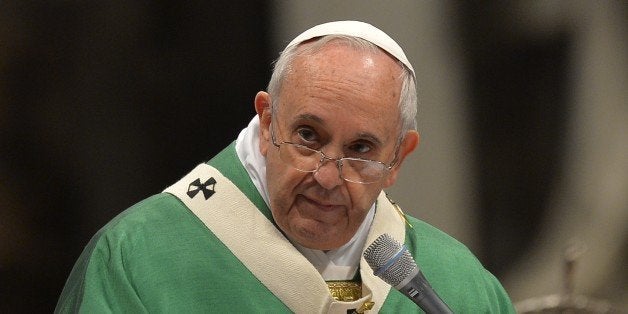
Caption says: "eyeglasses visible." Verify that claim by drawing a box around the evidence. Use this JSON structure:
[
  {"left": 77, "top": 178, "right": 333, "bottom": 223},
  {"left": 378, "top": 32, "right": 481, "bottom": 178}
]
[{"left": 270, "top": 114, "right": 399, "bottom": 184}]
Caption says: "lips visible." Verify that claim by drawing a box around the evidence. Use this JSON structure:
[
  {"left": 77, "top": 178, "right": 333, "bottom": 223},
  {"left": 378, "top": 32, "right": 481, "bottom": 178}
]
[{"left": 299, "top": 194, "right": 341, "bottom": 212}]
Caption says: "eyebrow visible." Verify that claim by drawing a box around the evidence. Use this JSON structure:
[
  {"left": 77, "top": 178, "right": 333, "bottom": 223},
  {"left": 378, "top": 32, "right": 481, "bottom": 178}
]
[
  {"left": 355, "top": 132, "right": 384, "bottom": 147},
  {"left": 294, "top": 113, "right": 384, "bottom": 147},
  {"left": 294, "top": 113, "right": 324, "bottom": 124}
]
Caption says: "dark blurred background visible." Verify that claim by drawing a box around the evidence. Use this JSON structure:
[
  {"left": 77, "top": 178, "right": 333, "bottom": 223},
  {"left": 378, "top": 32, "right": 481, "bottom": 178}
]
[
  {"left": 1, "top": 2, "right": 269, "bottom": 311},
  {"left": 1, "top": 1, "right": 626, "bottom": 312}
]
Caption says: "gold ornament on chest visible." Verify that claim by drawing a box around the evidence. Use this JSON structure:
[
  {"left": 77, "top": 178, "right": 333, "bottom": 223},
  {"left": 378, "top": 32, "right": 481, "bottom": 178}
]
[{"left": 326, "top": 281, "right": 362, "bottom": 301}]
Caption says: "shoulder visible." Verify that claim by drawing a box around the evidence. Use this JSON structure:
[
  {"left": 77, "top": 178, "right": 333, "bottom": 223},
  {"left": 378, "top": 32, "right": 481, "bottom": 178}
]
[
  {"left": 83, "top": 193, "right": 205, "bottom": 261},
  {"left": 402, "top": 215, "right": 515, "bottom": 312},
  {"left": 404, "top": 215, "right": 488, "bottom": 279},
  {"left": 404, "top": 216, "right": 478, "bottom": 263},
  {"left": 97, "top": 194, "right": 189, "bottom": 236},
  {"left": 56, "top": 193, "right": 194, "bottom": 311},
  {"left": 104, "top": 193, "right": 190, "bottom": 229}
]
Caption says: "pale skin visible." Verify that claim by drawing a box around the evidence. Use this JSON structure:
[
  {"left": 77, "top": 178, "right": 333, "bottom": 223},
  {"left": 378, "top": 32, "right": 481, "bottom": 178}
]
[{"left": 255, "top": 42, "right": 420, "bottom": 250}]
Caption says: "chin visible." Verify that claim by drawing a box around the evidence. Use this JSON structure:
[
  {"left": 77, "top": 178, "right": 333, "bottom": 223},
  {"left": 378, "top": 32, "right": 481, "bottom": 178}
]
[{"left": 292, "top": 226, "right": 343, "bottom": 250}]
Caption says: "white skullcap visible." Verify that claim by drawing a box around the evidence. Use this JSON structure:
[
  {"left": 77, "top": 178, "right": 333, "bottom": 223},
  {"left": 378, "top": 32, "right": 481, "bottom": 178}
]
[{"left": 286, "top": 20, "right": 415, "bottom": 78}]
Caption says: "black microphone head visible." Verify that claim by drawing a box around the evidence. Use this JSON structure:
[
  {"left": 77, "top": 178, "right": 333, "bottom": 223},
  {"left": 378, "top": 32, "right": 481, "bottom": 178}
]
[{"left": 363, "top": 234, "right": 418, "bottom": 287}]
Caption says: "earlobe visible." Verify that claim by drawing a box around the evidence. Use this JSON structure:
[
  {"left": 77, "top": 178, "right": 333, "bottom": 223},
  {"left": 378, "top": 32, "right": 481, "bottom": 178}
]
[{"left": 255, "top": 91, "right": 272, "bottom": 156}]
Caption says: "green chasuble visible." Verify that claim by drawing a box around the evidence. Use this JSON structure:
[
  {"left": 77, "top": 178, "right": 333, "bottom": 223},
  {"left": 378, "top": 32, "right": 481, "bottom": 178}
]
[{"left": 56, "top": 142, "right": 515, "bottom": 313}]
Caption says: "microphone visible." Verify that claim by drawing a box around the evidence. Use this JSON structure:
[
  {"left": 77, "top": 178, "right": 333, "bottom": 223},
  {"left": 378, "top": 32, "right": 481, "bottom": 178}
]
[{"left": 363, "top": 234, "right": 453, "bottom": 314}]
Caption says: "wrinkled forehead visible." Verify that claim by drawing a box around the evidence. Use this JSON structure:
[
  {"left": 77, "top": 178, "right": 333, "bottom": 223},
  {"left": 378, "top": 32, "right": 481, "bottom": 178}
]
[{"left": 286, "top": 21, "right": 415, "bottom": 79}]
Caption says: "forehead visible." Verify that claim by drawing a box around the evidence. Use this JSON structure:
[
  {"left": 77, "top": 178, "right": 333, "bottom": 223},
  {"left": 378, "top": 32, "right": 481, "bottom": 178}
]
[{"left": 277, "top": 43, "right": 403, "bottom": 143}]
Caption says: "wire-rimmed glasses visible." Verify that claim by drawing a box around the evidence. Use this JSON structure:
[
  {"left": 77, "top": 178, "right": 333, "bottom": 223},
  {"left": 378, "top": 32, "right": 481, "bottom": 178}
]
[{"left": 270, "top": 113, "right": 399, "bottom": 184}]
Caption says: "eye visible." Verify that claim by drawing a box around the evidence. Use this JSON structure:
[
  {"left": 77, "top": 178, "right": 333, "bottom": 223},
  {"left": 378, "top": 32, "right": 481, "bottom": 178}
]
[
  {"left": 295, "top": 127, "right": 319, "bottom": 144},
  {"left": 348, "top": 142, "right": 373, "bottom": 155}
]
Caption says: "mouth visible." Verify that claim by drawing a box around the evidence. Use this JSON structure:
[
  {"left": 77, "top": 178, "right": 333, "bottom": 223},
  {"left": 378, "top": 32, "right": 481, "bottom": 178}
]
[{"left": 299, "top": 194, "right": 341, "bottom": 212}]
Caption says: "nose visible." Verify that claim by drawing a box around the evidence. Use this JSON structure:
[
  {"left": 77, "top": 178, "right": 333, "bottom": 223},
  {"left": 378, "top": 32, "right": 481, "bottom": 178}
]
[{"left": 313, "top": 159, "right": 343, "bottom": 190}]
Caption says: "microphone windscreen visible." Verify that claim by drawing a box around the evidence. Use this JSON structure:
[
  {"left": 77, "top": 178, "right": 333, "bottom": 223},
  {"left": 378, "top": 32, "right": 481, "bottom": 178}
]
[{"left": 363, "top": 234, "right": 417, "bottom": 287}]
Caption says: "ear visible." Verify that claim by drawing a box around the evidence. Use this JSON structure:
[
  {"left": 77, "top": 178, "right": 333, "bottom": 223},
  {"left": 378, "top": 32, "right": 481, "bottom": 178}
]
[
  {"left": 255, "top": 91, "right": 272, "bottom": 156},
  {"left": 383, "top": 130, "right": 420, "bottom": 188}
]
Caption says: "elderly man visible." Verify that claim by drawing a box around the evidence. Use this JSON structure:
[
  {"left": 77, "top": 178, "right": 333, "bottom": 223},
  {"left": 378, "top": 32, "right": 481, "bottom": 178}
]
[{"left": 56, "top": 21, "right": 514, "bottom": 313}]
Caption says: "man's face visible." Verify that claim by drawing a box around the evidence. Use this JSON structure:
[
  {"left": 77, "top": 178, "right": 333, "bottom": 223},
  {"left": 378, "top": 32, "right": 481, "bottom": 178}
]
[{"left": 256, "top": 43, "right": 418, "bottom": 250}]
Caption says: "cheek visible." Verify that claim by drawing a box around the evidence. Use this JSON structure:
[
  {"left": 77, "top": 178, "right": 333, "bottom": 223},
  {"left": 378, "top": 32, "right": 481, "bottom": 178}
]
[
  {"left": 265, "top": 151, "right": 301, "bottom": 204},
  {"left": 347, "top": 184, "right": 381, "bottom": 214},
  {"left": 266, "top": 164, "right": 311, "bottom": 232},
  {"left": 259, "top": 134, "right": 269, "bottom": 157},
  {"left": 265, "top": 152, "right": 283, "bottom": 195}
]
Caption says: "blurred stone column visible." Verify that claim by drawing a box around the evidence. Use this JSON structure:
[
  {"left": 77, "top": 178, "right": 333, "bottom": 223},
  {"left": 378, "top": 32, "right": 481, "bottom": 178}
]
[{"left": 503, "top": 1, "right": 628, "bottom": 308}]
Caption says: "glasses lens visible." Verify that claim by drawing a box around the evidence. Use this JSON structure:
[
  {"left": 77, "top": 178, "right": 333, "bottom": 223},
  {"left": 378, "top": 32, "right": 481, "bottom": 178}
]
[
  {"left": 279, "top": 143, "right": 320, "bottom": 172},
  {"left": 342, "top": 159, "right": 386, "bottom": 183},
  {"left": 277, "top": 142, "right": 388, "bottom": 184}
]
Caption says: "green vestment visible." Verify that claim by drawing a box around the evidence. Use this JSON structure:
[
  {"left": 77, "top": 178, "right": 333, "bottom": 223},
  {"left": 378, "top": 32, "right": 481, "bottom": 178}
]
[{"left": 56, "top": 142, "right": 514, "bottom": 313}]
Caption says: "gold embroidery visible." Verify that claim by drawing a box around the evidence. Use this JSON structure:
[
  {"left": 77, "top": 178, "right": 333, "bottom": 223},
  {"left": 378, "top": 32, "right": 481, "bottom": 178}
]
[
  {"left": 356, "top": 300, "right": 375, "bottom": 313},
  {"left": 327, "top": 281, "right": 362, "bottom": 301}
]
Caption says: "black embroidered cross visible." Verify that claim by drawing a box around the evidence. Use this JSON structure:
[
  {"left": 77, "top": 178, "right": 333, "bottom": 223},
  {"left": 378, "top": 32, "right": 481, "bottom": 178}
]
[{"left": 187, "top": 177, "right": 216, "bottom": 200}]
